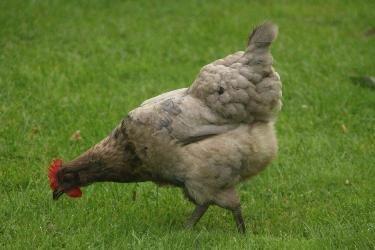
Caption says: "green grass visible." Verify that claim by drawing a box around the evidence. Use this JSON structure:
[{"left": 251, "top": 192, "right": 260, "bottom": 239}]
[{"left": 1, "top": 0, "right": 374, "bottom": 249}]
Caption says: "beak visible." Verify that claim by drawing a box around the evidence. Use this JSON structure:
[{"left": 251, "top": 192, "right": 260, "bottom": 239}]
[{"left": 53, "top": 188, "right": 64, "bottom": 200}]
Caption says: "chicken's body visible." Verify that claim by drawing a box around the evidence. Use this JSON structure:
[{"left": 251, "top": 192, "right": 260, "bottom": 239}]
[
  {"left": 52, "top": 22, "right": 282, "bottom": 233},
  {"left": 125, "top": 88, "right": 278, "bottom": 204}
]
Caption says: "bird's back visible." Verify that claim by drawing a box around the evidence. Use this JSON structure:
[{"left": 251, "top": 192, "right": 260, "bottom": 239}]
[
  {"left": 188, "top": 22, "right": 282, "bottom": 123},
  {"left": 123, "top": 22, "right": 282, "bottom": 189}
]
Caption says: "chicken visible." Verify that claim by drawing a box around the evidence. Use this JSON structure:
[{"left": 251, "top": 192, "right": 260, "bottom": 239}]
[{"left": 51, "top": 22, "right": 282, "bottom": 233}]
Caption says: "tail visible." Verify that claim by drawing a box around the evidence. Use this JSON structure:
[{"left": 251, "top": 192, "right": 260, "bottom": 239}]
[{"left": 246, "top": 22, "right": 278, "bottom": 52}]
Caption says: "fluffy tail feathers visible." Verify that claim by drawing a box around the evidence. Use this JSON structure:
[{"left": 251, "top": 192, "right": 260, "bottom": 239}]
[{"left": 247, "top": 22, "right": 278, "bottom": 51}]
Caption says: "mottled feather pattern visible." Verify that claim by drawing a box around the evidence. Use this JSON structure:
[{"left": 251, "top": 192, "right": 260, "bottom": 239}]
[
  {"left": 188, "top": 24, "right": 281, "bottom": 123},
  {"left": 51, "top": 23, "right": 282, "bottom": 232}
]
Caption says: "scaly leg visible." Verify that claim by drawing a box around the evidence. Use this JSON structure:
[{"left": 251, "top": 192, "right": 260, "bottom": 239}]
[
  {"left": 214, "top": 188, "right": 246, "bottom": 233},
  {"left": 232, "top": 206, "right": 246, "bottom": 233},
  {"left": 185, "top": 203, "right": 209, "bottom": 229}
]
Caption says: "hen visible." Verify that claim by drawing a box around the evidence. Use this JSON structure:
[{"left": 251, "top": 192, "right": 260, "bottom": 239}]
[{"left": 50, "top": 22, "right": 282, "bottom": 233}]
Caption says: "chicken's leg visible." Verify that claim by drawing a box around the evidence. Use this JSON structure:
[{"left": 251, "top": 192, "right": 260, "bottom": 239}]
[
  {"left": 214, "top": 188, "right": 246, "bottom": 233},
  {"left": 185, "top": 204, "right": 209, "bottom": 229},
  {"left": 231, "top": 206, "right": 245, "bottom": 233}
]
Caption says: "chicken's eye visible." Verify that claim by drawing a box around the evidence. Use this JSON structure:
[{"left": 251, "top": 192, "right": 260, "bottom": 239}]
[{"left": 62, "top": 173, "right": 75, "bottom": 183}]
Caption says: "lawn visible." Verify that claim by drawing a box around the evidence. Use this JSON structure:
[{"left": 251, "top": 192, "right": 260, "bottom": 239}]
[{"left": 0, "top": 0, "right": 374, "bottom": 249}]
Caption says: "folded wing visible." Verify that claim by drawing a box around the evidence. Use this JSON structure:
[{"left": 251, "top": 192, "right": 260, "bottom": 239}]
[{"left": 128, "top": 88, "right": 237, "bottom": 145}]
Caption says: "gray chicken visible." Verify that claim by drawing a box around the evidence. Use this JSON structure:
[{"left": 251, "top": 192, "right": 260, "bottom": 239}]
[{"left": 50, "top": 22, "right": 282, "bottom": 233}]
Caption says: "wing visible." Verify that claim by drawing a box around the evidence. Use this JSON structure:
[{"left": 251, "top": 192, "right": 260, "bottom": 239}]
[{"left": 127, "top": 88, "right": 238, "bottom": 145}]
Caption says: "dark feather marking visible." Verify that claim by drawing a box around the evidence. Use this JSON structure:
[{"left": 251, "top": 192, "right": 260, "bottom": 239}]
[
  {"left": 124, "top": 141, "right": 142, "bottom": 168},
  {"left": 180, "top": 133, "right": 218, "bottom": 146},
  {"left": 112, "top": 127, "right": 121, "bottom": 139},
  {"left": 161, "top": 99, "right": 182, "bottom": 115},
  {"left": 158, "top": 117, "right": 173, "bottom": 132}
]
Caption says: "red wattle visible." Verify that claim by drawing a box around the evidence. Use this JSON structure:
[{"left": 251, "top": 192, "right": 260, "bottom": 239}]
[{"left": 67, "top": 188, "right": 82, "bottom": 198}]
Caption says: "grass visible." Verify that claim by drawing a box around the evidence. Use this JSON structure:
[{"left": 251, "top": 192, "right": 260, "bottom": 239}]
[{"left": 0, "top": 0, "right": 374, "bottom": 249}]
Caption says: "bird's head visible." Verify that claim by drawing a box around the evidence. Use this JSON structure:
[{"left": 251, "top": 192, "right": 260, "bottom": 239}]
[
  {"left": 49, "top": 159, "right": 89, "bottom": 200},
  {"left": 49, "top": 153, "right": 115, "bottom": 200},
  {"left": 48, "top": 132, "right": 145, "bottom": 200}
]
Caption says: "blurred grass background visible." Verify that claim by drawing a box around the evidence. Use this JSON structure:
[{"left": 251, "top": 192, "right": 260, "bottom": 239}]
[{"left": 0, "top": 0, "right": 374, "bottom": 248}]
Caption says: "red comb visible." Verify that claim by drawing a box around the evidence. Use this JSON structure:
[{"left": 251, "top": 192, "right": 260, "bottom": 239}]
[
  {"left": 48, "top": 159, "right": 82, "bottom": 198},
  {"left": 48, "top": 159, "right": 62, "bottom": 190}
]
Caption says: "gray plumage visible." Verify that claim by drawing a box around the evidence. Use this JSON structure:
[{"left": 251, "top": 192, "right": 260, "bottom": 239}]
[{"left": 53, "top": 22, "right": 282, "bottom": 233}]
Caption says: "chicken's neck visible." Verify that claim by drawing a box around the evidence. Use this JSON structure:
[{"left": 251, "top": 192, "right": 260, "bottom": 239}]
[{"left": 62, "top": 124, "right": 149, "bottom": 186}]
